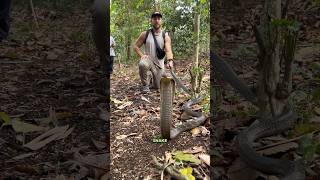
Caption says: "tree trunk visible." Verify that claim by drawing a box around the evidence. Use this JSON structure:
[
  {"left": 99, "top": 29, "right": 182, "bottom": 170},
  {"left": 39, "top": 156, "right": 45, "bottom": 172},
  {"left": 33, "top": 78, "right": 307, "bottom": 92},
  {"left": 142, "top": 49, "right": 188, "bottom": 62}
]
[
  {"left": 125, "top": 0, "right": 132, "bottom": 62},
  {"left": 194, "top": 12, "right": 200, "bottom": 70},
  {"left": 257, "top": 0, "right": 283, "bottom": 118},
  {"left": 189, "top": 2, "right": 202, "bottom": 95}
]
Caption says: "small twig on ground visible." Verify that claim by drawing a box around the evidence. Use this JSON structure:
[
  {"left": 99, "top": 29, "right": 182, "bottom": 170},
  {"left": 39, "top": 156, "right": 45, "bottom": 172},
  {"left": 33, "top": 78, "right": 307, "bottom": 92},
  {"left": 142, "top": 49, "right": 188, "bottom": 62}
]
[
  {"left": 152, "top": 155, "right": 187, "bottom": 180},
  {"left": 256, "top": 129, "right": 320, "bottom": 151},
  {"left": 29, "top": 0, "right": 39, "bottom": 29}
]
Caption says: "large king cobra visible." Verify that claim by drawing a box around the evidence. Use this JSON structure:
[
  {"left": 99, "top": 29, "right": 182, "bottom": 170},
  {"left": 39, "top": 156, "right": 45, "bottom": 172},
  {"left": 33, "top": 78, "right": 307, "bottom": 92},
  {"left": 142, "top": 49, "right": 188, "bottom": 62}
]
[
  {"left": 213, "top": 53, "right": 305, "bottom": 180},
  {"left": 160, "top": 69, "right": 207, "bottom": 139}
]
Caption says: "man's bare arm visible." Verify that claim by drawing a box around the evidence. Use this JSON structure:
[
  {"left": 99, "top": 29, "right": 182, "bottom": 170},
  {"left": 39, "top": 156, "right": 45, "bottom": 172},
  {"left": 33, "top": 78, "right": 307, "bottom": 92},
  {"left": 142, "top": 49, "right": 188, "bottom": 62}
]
[
  {"left": 134, "top": 31, "right": 147, "bottom": 58},
  {"left": 164, "top": 33, "right": 173, "bottom": 60}
]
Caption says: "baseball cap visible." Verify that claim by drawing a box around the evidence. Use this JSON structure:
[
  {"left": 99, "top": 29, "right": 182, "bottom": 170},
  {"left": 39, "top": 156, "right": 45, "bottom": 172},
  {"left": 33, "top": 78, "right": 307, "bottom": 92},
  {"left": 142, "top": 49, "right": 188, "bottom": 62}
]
[{"left": 151, "top": 11, "right": 162, "bottom": 18}]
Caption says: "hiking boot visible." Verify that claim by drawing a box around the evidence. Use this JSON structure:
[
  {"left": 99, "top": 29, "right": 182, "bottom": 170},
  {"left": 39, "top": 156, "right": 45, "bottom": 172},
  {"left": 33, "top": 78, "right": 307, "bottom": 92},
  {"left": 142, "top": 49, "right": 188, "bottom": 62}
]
[{"left": 141, "top": 86, "right": 150, "bottom": 93}]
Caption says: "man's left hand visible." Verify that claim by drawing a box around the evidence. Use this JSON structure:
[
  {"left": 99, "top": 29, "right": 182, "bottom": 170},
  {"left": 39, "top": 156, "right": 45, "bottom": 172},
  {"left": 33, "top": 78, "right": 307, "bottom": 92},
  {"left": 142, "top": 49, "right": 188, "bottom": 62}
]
[{"left": 166, "top": 59, "right": 174, "bottom": 69}]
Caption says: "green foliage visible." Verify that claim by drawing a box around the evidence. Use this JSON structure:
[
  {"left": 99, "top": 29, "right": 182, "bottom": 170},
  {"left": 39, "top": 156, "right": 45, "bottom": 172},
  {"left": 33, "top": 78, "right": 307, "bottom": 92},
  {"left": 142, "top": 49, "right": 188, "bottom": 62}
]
[
  {"left": 310, "top": 62, "right": 320, "bottom": 78},
  {"left": 289, "top": 124, "right": 319, "bottom": 137},
  {"left": 297, "top": 135, "right": 318, "bottom": 162},
  {"left": 312, "top": 0, "right": 320, "bottom": 7},
  {"left": 111, "top": 0, "right": 209, "bottom": 63},
  {"left": 271, "top": 19, "right": 300, "bottom": 31},
  {"left": 312, "top": 88, "right": 320, "bottom": 102},
  {"left": 289, "top": 90, "right": 308, "bottom": 103},
  {"left": 191, "top": 66, "right": 205, "bottom": 74},
  {"left": 172, "top": 150, "right": 201, "bottom": 164},
  {"left": 0, "top": 112, "right": 11, "bottom": 124},
  {"left": 179, "top": 167, "right": 196, "bottom": 180}
]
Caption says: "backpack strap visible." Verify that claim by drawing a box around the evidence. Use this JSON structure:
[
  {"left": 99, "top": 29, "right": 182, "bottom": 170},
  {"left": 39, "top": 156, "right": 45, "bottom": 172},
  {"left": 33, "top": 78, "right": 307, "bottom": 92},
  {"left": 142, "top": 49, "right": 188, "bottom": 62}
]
[
  {"left": 143, "top": 29, "right": 150, "bottom": 44},
  {"left": 144, "top": 29, "right": 167, "bottom": 45},
  {"left": 162, "top": 31, "right": 166, "bottom": 45}
]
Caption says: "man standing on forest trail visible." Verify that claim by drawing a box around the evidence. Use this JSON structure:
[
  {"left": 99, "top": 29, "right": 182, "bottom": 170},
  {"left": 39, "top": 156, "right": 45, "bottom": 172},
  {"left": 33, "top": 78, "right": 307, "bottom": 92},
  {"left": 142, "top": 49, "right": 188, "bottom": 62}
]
[{"left": 134, "top": 11, "right": 174, "bottom": 93}]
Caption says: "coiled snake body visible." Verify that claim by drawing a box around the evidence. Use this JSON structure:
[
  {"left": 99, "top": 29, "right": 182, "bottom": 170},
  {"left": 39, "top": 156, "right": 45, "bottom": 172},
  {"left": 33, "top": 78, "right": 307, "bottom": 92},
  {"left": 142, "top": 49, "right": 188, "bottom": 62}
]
[
  {"left": 160, "top": 70, "right": 206, "bottom": 139},
  {"left": 213, "top": 53, "right": 305, "bottom": 180}
]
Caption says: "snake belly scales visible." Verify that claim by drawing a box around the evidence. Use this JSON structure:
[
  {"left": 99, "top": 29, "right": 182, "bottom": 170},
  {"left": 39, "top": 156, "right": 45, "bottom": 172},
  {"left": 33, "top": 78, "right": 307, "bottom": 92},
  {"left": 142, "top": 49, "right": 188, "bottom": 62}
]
[{"left": 213, "top": 53, "right": 305, "bottom": 180}]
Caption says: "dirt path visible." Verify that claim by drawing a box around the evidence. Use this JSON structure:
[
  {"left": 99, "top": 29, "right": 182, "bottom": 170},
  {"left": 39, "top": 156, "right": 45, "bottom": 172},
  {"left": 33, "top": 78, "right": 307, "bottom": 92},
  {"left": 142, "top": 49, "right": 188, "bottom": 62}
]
[{"left": 110, "top": 63, "right": 210, "bottom": 179}]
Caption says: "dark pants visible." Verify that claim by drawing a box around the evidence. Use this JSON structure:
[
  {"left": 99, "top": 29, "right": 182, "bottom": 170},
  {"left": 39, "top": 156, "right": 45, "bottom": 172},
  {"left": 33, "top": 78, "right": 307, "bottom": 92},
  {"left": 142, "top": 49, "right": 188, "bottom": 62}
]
[
  {"left": 108, "top": 56, "right": 115, "bottom": 73},
  {"left": 0, "top": 0, "right": 11, "bottom": 40}
]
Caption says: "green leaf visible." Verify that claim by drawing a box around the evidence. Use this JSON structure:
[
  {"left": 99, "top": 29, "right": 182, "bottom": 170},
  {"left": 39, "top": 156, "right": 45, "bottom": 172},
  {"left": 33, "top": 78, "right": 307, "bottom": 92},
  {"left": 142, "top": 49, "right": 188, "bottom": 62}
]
[
  {"left": 297, "top": 135, "right": 313, "bottom": 154},
  {"left": 297, "top": 135, "right": 317, "bottom": 162},
  {"left": 290, "top": 124, "right": 319, "bottom": 137},
  {"left": 304, "top": 145, "right": 317, "bottom": 162},
  {"left": 0, "top": 112, "right": 11, "bottom": 124},
  {"left": 172, "top": 151, "right": 201, "bottom": 164},
  {"left": 289, "top": 90, "right": 307, "bottom": 102},
  {"left": 312, "top": 88, "right": 320, "bottom": 101},
  {"left": 316, "top": 144, "right": 320, "bottom": 154},
  {"left": 3, "top": 118, "right": 47, "bottom": 133},
  {"left": 310, "top": 62, "right": 320, "bottom": 72},
  {"left": 179, "top": 167, "right": 195, "bottom": 180}
]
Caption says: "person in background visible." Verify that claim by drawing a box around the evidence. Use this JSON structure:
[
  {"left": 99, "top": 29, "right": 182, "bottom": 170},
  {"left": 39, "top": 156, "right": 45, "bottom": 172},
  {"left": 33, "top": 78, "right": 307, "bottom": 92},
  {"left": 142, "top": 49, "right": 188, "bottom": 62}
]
[{"left": 109, "top": 35, "right": 116, "bottom": 74}]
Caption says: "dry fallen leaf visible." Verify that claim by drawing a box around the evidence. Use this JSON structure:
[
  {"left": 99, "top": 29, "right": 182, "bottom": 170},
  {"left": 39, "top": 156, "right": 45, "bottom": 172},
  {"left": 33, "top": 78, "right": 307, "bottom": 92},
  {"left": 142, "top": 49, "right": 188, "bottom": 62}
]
[
  {"left": 310, "top": 116, "right": 320, "bottom": 123},
  {"left": 110, "top": 97, "right": 123, "bottom": 104},
  {"left": 191, "top": 127, "right": 201, "bottom": 137},
  {"left": 91, "top": 139, "right": 106, "bottom": 150},
  {"left": 134, "top": 109, "right": 147, "bottom": 116},
  {"left": 198, "top": 153, "right": 210, "bottom": 166},
  {"left": 115, "top": 133, "right": 138, "bottom": 140},
  {"left": 4, "top": 118, "right": 48, "bottom": 133},
  {"left": 117, "top": 101, "right": 133, "bottom": 109},
  {"left": 24, "top": 125, "right": 73, "bottom": 150},
  {"left": 115, "top": 135, "right": 127, "bottom": 140},
  {"left": 183, "top": 146, "right": 205, "bottom": 154},
  {"left": 141, "top": 95, "right": 151, "bottom": 103},
  {"left": 164, "top": 151, "right": 173, "bottom": 164},
  {"left": 190, "top": 126, "right": 209, "bottom": 137},
  {"left": 199, "top": 126, "right": 210, "bottom": 136},
  {"left": 11, "top": 153, "right": 36, "bottom": 161},
  {"left": 142, "top": 175, "right": 153, "bottom": 180}
]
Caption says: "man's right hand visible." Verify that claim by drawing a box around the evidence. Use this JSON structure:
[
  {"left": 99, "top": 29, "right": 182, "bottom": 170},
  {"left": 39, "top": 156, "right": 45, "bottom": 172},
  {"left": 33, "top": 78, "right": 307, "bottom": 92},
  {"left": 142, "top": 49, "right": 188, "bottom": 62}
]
[{"left": 141, "top": 54, "right": 149, "bottom": 60}]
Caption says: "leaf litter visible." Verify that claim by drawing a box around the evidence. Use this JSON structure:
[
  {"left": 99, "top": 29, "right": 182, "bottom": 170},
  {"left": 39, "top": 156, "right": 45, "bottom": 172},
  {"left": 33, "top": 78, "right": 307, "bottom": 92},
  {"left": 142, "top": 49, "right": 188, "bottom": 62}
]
[{"left": 0, "top": 6, "right": 109, "bottom": 179}]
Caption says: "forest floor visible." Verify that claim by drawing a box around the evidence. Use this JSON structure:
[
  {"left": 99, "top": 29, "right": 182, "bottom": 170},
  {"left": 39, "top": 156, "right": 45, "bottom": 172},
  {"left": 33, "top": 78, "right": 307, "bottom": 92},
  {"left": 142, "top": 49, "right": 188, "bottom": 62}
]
[
  {"left": 0, "top": 5, "right": 109, "bottom": 179},
  {"left": 212, "top": 0, "right": 320, "bottom": 180},
  {"left": 0, "top": 3, "right": 211, "bottom": 180},
  {"left": 109, "top": 60, "right": 211, "bottom": 179}
]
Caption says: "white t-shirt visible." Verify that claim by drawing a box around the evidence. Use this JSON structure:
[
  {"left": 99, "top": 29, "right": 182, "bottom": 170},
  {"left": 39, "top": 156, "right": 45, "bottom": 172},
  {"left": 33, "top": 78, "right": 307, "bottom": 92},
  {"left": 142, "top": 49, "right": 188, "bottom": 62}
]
[{"left": 110, "top": 36, "right": 115, "bottom": 57}]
